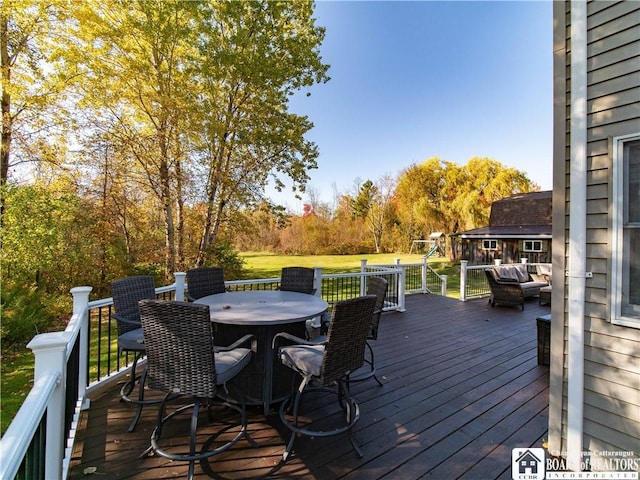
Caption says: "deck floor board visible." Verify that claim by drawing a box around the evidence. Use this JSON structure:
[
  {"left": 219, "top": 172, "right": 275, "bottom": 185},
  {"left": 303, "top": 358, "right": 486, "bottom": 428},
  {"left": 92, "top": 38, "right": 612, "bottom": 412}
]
[{"left": 69, "top": 294, "right": 551, "bottom": 479}]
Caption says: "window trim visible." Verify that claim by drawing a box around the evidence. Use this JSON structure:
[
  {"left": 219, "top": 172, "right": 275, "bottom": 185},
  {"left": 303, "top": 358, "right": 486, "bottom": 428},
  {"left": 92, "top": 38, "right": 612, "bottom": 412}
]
[
  {"left": 523, "top": 240, "right": 543, "bottom": 252},
  {"left": 482, "top": 239, "right": 498, "bottom": 251},
  {"left": 611, "top": 132, "right": 640, "bottom": 329}
]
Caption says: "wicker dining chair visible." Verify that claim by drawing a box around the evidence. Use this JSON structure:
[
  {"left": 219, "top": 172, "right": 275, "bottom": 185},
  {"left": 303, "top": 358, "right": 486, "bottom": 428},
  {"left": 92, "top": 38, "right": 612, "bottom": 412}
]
[
  {"left": 349, "top": 276, "right": 388, "bottom": 386},
  {"left": 279, "top": 266, "right": 316, "bottom": 294},
  {"left": 310, "top": 277, "right": 388, "bottom": 385},
  {"left": 186, "top": 267, "right": 226, "bottom": 301},
  {"left": 110, "top": 275, "right": 160, "bottom": 432},
  {"left": 138, "top": 300, "right": 257, "bottom": 480},
  {"left": 273, "top": 294, "right": 378, "bottom": 461},
  {"left": 280, "top": 266, "right": 328, "bottom": 337}
]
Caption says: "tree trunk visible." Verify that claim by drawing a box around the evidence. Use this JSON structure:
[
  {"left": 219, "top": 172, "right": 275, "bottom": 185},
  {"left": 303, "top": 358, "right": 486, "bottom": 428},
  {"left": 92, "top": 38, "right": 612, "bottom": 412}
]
[{"left": 1, "top": 13, "right": 12, "bottom": 218}]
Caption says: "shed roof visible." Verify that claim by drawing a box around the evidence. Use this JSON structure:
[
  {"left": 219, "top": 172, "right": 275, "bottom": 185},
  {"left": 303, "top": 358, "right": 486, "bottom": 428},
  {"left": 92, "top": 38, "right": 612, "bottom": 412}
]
[
  {"left": 489, "top": 190, "right": 552, "bottom": 226},
  {"left": 455, "top": 190, "right": 552, "bottom": 238}
]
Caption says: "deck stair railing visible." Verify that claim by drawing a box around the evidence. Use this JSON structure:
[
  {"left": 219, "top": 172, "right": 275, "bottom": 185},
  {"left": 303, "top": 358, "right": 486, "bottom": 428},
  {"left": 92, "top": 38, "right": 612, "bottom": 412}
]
[{"left": 0, "top": 261, "right": 429, "bottom": 479}]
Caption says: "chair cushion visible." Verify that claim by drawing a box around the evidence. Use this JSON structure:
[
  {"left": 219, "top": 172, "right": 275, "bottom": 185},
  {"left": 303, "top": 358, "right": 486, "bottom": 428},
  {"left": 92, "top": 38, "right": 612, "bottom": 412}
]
[
  {"left": 279, "top": 344, "right": 325, "bottom": 378},
  {"left": 493, "top": 265, "right": 530, "bottom": 283},
  {"left": 118, "top": 327, "right": 145, "bottom": 351},
  {"left": 214, "top": 348, "right": 252, "bottom": 385},
  {"left": 514, "top": 265, "right": 530, "bottom": 283},
  {"left": 494, "top": 266, "right": 518, "bottom": 281}
]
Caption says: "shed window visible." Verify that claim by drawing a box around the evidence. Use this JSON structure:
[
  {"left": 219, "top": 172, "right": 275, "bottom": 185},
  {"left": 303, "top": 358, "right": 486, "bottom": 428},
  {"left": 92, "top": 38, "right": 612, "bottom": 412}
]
[
  {"left": 482, "top": 240, "right": 498, "bottom": 250},
  {"left": 611, "top": 134, "right": 640, "bottom": 328},
  {"left": 523, "top": 240, "right": 543, "bottom": 252}
]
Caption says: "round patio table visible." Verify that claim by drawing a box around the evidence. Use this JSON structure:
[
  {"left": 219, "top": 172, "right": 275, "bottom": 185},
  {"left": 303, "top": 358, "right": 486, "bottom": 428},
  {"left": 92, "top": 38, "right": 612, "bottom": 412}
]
[{"left": 195, "top": 290, "right": 328, "bottom": 414}]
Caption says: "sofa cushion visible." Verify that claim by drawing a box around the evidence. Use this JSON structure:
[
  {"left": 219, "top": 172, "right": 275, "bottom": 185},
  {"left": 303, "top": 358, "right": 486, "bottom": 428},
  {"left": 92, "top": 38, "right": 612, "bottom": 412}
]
[
  {"left": 493, "top": 266, "right": 519, "bottom": 281},
  {"left": 521, "top": 281, "right": 549, "bottom": 297},
  {"left": 535, "top": 263, "right": 553, "bottom": 284},
  {"left": 514, "top": 265, "right": 530, "bottom": 283},
  {"left": 493, "top": 265, "right": 530, "bottom": 283}
]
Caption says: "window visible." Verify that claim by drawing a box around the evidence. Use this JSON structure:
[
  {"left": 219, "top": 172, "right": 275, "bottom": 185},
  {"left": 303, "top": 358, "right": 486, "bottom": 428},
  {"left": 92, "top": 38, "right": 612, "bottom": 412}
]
[
  {"left": 611, "top": 133, "right": 640, "bottom": 328},
  {"left": 523, "top": 240, "right": 543, "bottom": 252},
  {"left": 482, "top": 239, "right": 498, "bottom": 250}
]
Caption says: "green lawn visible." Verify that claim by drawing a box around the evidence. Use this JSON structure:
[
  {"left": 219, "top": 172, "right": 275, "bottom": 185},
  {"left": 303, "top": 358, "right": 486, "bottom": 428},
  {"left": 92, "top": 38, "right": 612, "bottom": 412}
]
[
  {"left": 1, "top": 350, "right": 35, "bottom": 434},
  {"left": 240, "top": 251, "right": 447, "bottom": 277},
  {"left": 239, "top": 252, "right": 460, "bottom": 298}
]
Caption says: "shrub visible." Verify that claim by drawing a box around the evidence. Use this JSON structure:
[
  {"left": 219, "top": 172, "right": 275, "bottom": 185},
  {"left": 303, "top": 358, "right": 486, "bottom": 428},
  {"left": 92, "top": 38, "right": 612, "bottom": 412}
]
[
  {"left": 203, "top": 240, "right": 245, "bottom": 280},
  {"left": 0, "top": 284, "right": 57, "bottom": 350}
]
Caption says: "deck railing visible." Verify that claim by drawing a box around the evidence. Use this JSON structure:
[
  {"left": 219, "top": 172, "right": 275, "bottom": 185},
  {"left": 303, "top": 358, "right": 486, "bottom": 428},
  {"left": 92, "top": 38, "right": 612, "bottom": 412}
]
[
  {"left": 459, "top": 259, "right": 549, "bottom": 301},
  {"left": 0, "top": 259, "right": 446, "bottom": 480},
  {"left": 0, "top": 287, "right": 92, "bottom": 480}
]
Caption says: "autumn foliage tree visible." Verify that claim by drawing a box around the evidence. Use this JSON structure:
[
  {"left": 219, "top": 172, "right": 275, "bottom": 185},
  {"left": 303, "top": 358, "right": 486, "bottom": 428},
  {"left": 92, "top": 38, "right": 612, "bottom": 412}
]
[
  {"left": 34, "top": 0, "right": 329, "bottom": 279},
  {"left": 394, "top": 156, "right": 537, "bottom": 252}
]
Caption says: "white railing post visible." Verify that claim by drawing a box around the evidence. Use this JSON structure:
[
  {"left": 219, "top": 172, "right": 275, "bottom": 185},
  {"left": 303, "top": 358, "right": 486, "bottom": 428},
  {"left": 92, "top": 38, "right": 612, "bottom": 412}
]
[
  {"left": 520, "top": 258, "right": 528, "bottom": 264},
  {"left": 70, "top": 286, "right": 92, "bottom": 409},
  {"left": 494, "top": 259, "right": 502, "bottom": 265},
  {"left": 309, "top": 267, "right": 324, "bottom": 328},
  {"left": 313, "top": 267, "right": 323, "bottom": 297},
  {"left": 441, "top": 274, "right": 448, "bottom": 297},
  {"left": 27, "top": 332, "right": 68, "bottom": 480},
  {"left": 397, "top": 262, "right": 406, "bottom": 312},
  {"left": 174, "top": 272, "right": 186, "bottom": 301},
  {"left": 360, "top": 259, "right": 367, "bottom": 296},
  {"left": 421, "top": 256, "right": 428, "bottom": 293},
  {"left": 460, "top": 260, "right": 468, "bottom": 301}
]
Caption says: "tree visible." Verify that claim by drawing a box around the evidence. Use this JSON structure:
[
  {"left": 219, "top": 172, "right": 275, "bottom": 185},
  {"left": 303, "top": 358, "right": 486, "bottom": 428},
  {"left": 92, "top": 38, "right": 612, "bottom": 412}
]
[
  {"left": 1, "top": 179, "right": 100, "bottom": 294},
  {"left": 63, "top": 0, "right": 204, "bottom": 278},
  {"left": 394, "top": 156, "right": 537, "bottom": 246},
  {"left": 1, "top": 0, "right": 72, "bottom": 213},
  {"left": 351, "top": 180, "right": 377, "bottom": 219},
  {"left": 350, "top": 177, "right": 394, "bottom": 253},
  {"left": 191, "top": 1, "right": 329, "bottom": 265}
]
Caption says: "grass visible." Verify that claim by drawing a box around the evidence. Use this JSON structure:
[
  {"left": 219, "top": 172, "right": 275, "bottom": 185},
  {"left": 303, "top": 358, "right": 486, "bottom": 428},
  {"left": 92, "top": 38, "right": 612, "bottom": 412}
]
[
  {"left": 1, "top": 350, "right": 35, "bottom": 434},
  {"left": 240, "top": 251, "right": 452, "bottom": 277},
  {"left": 238, "top": 252, "right": 461, "bottom": 298},
  {"left": 0, "top": 252, "right": 460, "bottom": 435}
]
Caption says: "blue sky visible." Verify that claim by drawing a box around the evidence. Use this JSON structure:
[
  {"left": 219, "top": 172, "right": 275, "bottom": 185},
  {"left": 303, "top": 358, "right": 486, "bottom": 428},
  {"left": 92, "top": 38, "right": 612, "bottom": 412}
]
[{"left": 274, "top": 0, "right": 553, "bottom": 208}]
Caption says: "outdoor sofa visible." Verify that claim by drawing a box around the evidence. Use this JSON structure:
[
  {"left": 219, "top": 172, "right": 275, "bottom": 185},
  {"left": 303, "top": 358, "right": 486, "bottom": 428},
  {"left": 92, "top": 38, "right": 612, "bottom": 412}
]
[{"left": 484, "top": 264, "right": 549, "bottom": 310}]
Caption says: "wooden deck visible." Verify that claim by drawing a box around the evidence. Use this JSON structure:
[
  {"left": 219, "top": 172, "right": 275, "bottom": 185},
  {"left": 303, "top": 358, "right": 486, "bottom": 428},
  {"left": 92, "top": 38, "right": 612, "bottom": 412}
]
[{"left": 68, "top": 294, "right": 550, "bottom": 480}]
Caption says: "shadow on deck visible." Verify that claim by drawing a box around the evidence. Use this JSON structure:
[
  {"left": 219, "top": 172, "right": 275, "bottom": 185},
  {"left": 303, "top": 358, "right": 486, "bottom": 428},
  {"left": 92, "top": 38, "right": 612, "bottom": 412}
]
[{"left": 69, "top": 294, "right": 550, "bottom": 480}]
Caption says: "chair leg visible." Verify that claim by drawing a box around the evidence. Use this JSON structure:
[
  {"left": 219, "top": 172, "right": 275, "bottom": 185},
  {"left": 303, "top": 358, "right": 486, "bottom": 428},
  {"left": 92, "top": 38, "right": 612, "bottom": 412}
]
[
  {"left": 279, "top": 375, "right": 363, "bottom": 461},
  {"left": 281, "top": 375, "right": 308, "bottom": 461},
  {"left": 347, "top": 341, "right": 383, "bottom": 386},
  {"left": 143, "top": 393, "right": 255, "bottom": 476},
  {"left": 127, "top": 367, "right": 147, "bottom": 432},
  {"left": 187, "top": 398, "right": 200, "bottom": 480},
  {"left": 120, "top": 353, "right": 140, "bottom": 399},
  {"left": 120, "top": 354, "right": 143, "bottom": 432},
  {"left": 365, "top": 342, "right": 383, "bottom": 387},
  {"left": 225, "top": 383, "right": 259, "bottom": 448},
  {"left": 339, "top": 381, "right": 363, "bottom": 458},
  {"left": 120, "top": 353, "right": 164, "bottom": 433},
  {"left": 140, "top": 392, "right": 171, "bottom": 459}
]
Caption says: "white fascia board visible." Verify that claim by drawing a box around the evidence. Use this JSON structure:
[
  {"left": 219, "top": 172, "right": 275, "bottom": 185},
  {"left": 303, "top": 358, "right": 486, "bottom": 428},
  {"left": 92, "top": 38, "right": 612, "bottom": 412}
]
[{"left": 457, "top": 234, "right": 552, "bottom": 239}]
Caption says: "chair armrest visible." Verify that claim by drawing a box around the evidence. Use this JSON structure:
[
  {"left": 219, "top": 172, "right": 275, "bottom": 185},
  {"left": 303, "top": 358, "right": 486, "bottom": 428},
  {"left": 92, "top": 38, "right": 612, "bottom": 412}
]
[
  {"left": 272, "top": 331, "right": 325, "bottom": 350},
  {"left": 111, "top": 313, "right": 141, "bottom": 327},
  {"left": 496, "top": 277, "right": 519, "bottom": 284},
  {"left": 530, "top": 273, "right": 548, "bottom": 284},
  {"left": 215, "top": 333, "right": 256, "bottom": 353}
]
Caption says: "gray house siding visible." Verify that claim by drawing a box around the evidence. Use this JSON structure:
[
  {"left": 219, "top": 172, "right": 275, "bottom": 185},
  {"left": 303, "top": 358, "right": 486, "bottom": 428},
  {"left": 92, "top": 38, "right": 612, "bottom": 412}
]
[{"left": 550, "top": 0, "right": 640, "bottom": 469}]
